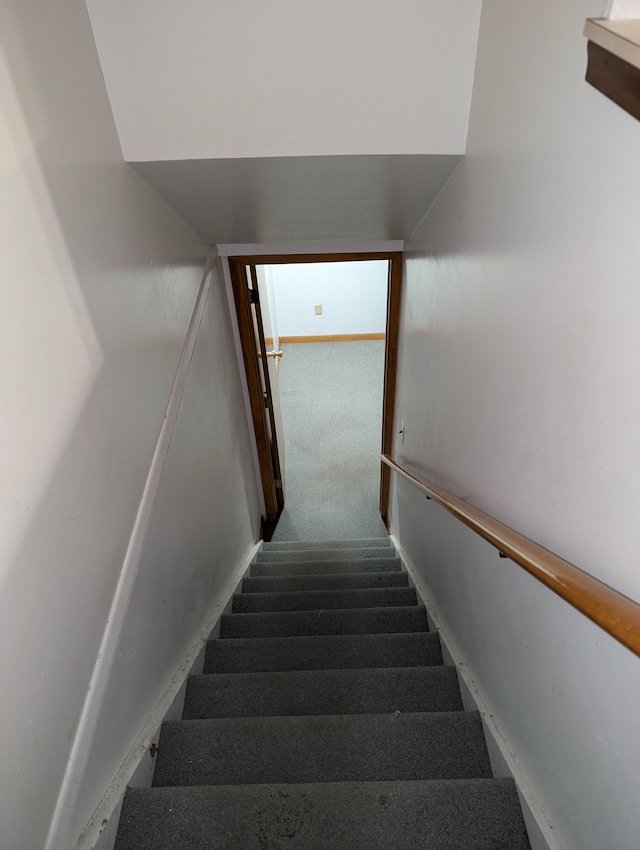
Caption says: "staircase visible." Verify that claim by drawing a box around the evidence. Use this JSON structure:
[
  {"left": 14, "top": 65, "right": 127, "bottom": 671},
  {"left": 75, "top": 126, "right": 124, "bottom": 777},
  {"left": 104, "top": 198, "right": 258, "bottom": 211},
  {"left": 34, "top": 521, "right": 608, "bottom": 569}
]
[{"left": 114, "top": 537, "right": 530, "bottom": 849}]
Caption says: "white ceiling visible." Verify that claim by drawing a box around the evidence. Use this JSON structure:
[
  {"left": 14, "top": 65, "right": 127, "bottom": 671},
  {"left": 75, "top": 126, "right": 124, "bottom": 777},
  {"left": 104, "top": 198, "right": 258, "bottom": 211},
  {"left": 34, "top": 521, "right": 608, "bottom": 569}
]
[
  {"left": 88, "top": 0, "right": 479, "bottom": 244},
  {"left": 87, "top": 0, "right": 481, "bottom": 161},
  {"left": 132, "top": 154, "right": 462, "bottom": 244}
]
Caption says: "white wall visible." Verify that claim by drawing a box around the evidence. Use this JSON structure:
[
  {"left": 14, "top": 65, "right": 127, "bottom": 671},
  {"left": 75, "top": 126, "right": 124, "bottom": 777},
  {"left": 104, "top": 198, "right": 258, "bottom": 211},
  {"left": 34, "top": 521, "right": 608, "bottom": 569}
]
[
  {"left": 0, "top": 3, "right": 260, "bottom": 849},
  {"left": 268, "top": 261, "right": 388, "bottom": 337},
  {"left": 69, "top": 259, "right": 261, "bottom": 846},
  {"left": 85, "top": 0, "right": 482, "bottom": 161},
  {"left": 389, "top": 1, "right": 640, "bottom": 848}
]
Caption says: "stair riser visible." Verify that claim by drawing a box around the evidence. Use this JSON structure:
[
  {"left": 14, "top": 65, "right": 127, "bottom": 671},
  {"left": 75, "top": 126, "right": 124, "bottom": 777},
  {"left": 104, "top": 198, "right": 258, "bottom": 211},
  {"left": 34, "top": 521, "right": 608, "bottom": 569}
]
[
  {"left": 220, "top": 606, "right": 429, "bottom": 639},
  {"left": 231, "top": 587, "right": 417, "bottom": 614},
  {"left": 262, "top": 537, "right": 392, "bottom": 552},
  {"left": 256, "top": 548, "right": 394, "bottom": 563},
  {"left": 242, "top": 571, "right": 408, "bottom": 594},
  {"left": 184, "top": 667, "right": 463, "bottom": 718},
  {"left": 251, "top": 558, "right": 401, "bottom": 577},
  {"left": 204, "top": 632, "right": 444, "bottom": 674},
  {"left": 153, "top": 712, "right": 492, "bottom": 787}
]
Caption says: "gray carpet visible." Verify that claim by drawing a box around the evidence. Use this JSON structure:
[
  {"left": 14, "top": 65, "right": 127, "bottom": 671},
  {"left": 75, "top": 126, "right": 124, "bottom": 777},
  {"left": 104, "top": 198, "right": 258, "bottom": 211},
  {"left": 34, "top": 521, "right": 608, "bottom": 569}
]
[
  {"left": 116, "top": 779, "right": 531, "bottom": 850},
  {"left": 271, "top": 341, "right": 388, "bottom": 541},
  {"left": 114, "top": 542, "right": 531, "bottom": 850}
]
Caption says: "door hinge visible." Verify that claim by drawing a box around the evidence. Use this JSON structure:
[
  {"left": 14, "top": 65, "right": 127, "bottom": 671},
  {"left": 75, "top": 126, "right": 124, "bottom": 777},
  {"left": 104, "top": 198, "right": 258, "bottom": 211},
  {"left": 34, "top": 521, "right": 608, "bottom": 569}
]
[
  {"left": 274, "top": 479, "right": 282, "bottom": 489},
  {"left": 249, "top": 287, "right": 259, "bottom": 305},
  {"left": 263, "top": 393, "right": 272, "bottom": 409}
]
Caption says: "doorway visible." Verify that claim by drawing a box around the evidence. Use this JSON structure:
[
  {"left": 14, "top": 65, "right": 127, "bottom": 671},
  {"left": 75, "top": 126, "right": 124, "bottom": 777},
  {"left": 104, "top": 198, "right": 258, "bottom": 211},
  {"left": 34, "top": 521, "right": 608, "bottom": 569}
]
[{"left": 228, "top": 251, "right": 402, "bottom": 537}]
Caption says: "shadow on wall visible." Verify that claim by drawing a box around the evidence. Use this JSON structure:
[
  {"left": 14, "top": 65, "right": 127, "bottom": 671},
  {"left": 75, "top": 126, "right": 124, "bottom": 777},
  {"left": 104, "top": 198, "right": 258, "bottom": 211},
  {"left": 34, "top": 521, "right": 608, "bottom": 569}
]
[{"left": 1, "top": 5, "right": 260, "bottom": 850}]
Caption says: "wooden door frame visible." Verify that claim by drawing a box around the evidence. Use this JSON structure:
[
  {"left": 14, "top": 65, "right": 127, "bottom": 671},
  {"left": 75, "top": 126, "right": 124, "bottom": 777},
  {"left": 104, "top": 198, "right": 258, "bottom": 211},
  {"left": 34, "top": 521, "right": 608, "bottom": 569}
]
[
  {"left": 379, "top": 253, "right": 403, "bottom": 528},
  {"left": 228, "top": 251, "right": 403, "bottom": 528}
]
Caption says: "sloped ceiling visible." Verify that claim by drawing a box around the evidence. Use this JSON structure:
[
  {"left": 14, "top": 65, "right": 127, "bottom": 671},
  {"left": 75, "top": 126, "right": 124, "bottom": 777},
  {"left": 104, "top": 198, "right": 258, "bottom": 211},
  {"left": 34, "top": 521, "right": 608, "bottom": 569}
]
[
  {"left": 88, "top": 0, "right": 480, "bottom": 242},
  {"left": 132, "top": 154, "right": 461, "bottom": 243}
]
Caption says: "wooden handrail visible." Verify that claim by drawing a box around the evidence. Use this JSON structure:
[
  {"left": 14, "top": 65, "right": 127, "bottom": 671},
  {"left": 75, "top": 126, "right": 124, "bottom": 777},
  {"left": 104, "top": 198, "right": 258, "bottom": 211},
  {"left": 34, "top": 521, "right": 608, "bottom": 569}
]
[{"left": 382, "top": 453, "right": 640, "bottom": 659}]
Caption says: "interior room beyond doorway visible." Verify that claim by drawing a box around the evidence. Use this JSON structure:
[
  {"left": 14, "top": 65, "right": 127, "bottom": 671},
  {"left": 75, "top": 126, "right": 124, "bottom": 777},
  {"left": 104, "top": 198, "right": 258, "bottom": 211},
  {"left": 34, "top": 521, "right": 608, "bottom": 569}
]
[{"left": 260, "top": 260, "right": 389, "bottom": 541}]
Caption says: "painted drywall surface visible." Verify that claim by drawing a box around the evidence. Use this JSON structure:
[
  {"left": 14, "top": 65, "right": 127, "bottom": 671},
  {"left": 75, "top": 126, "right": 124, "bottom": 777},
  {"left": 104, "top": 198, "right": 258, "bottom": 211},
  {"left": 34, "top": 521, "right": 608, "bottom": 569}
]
[
  {"left": 217, "top": 240, "right": 404, "bottom": 257},
  {"left": 605, "top": 0, "right": 640, "bottom": 17},
  {"left": 131, "top": 155, "right": 462, "bottom": 243},
  {"left": 389, "top": 0, "right": 640, "bottom": 847},
  {"left": 71, "top": 259, "right": 261, "bottom": 844},
  {"left": 255, "top": 265, "right": 276, "bottom": 343},
  {"left": 0, "top": 2, "right": 228, "bottom": 848},
  {"left": 268, "top": 261, "right": 388, "bottom": 336},
  {"left": 86, "top": 0, "right": 482, "bottom": 160}
]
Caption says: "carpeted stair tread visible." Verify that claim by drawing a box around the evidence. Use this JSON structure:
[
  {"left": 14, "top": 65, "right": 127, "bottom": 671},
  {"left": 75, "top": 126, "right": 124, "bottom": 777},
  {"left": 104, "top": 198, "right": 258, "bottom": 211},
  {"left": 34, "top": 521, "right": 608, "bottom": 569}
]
[
  {"left": 115, "top": 778, "right": 530, "bottom": 850},
  {"left": 183, "top": 666, "right": 463, "bottom": 718},
  {"left": 251, "top": 557, "right": 401, "bottom": 577},
  {"left": 256, "top": 547, "right": 394, "bottom": 563},
  {"left": 232, "top": 586, "right": 417, "bottom": 613},
  {"left": 153, "top": 711, "right": 492, "bottom": 787},
  {"left": 204, "top": 631, "right": 444, "bottom": 673},
  {"left": 114, "top": 530, "right": 532, "bottom": 850},
  {"left": 262, "top": 536, "right": 392, "bottom": 552},
  {"left": 242, "top": 570, "right": 408, "bottom": 594},
  {"left": 220, "top": 605, "right": 429, "bottom": 639}
]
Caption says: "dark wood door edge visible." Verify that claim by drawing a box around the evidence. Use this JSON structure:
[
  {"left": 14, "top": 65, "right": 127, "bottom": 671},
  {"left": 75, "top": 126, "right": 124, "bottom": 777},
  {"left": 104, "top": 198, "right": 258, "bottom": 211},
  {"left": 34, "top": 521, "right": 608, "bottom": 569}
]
[
  {"left": 228, "top": 259, "right": 280, "bottom": 521},
  {"left": 248, "top": 265, "right": 285, "bottom": 513},
  {"left": 379, "top": 252, "right": 403, "bottom": 523}
]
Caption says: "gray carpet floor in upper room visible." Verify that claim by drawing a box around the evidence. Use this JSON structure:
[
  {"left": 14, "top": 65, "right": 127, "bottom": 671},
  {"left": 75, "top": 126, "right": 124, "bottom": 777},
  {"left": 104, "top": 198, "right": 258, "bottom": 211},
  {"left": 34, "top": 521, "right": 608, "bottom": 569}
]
[{"left": 270, "top": 340, "right": 388, "bottom": 541}]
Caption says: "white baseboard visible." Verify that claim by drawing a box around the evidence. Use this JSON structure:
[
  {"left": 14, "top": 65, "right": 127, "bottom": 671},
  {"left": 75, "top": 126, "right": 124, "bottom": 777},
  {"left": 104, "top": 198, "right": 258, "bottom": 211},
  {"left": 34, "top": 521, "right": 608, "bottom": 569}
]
[
  {"left": 391, "top": 534, "right": 558, "bottom": 850},
  {"left": 76, "top": 539, "right": 261, "bottom": 850}
]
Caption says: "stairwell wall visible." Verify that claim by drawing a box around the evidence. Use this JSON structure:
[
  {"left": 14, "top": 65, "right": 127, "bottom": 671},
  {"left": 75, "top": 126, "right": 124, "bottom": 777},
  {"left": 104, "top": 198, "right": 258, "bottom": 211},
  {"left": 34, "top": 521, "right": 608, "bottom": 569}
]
[
  {"left": 65, "top": 255, "right": 263, "bottom": 849},
  {"left": 389, "top": 1, "right": 640, "bottom": 848},
  {"left": 0, "top": 2, "right": 261, "bottom": 849}
]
